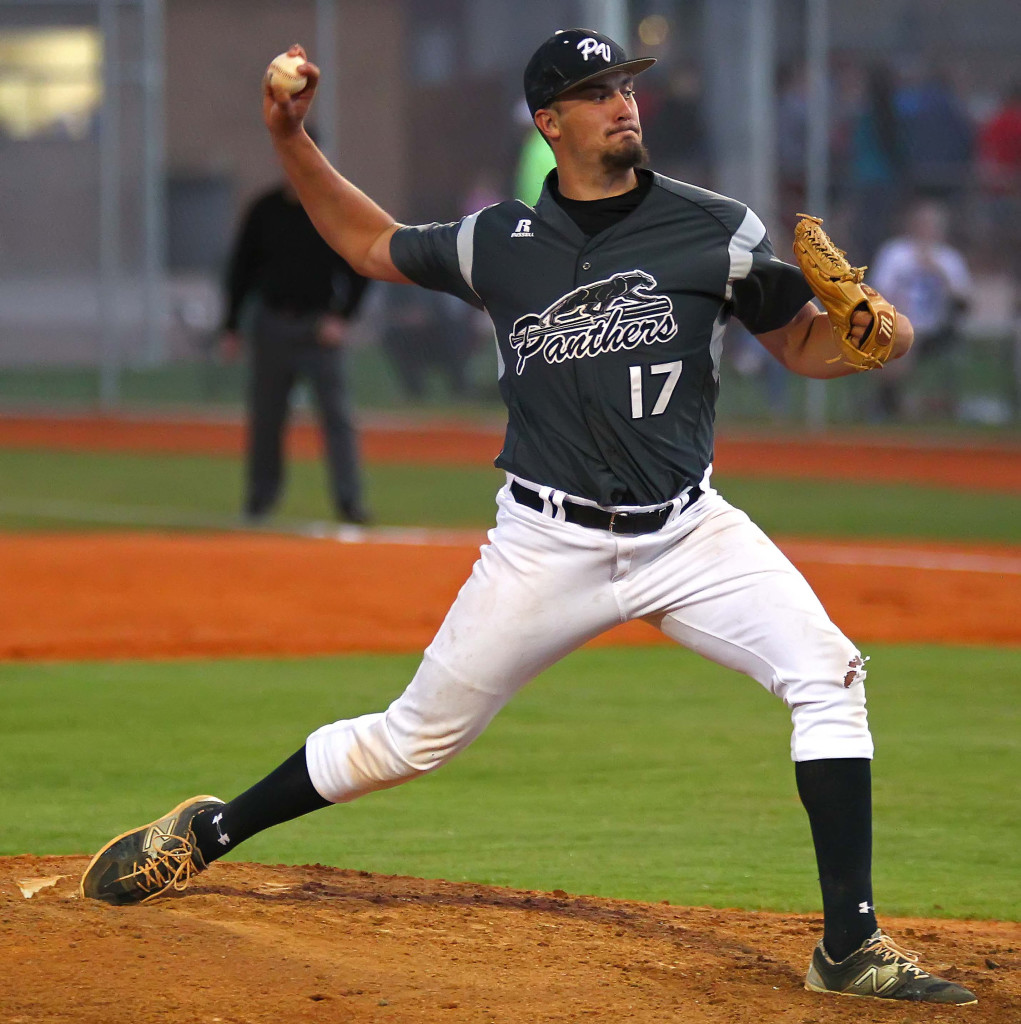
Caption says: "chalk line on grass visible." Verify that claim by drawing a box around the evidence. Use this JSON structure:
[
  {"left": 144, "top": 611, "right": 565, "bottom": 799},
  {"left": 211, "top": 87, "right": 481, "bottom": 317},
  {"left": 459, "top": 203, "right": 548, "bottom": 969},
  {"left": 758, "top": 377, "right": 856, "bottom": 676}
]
[
  {"left": 779, "top": 540, "right": 1021, "bottom": 576},
  {"left": 2, "top": 498, "right": 1018, "bottom": 571}
]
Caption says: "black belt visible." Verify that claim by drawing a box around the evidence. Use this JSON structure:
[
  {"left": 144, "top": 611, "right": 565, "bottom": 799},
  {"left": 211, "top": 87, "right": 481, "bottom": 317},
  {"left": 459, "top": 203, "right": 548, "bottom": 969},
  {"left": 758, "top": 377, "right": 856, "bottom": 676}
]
[{"left": 510, "top": 480, "right": 698, "bottom": 535}]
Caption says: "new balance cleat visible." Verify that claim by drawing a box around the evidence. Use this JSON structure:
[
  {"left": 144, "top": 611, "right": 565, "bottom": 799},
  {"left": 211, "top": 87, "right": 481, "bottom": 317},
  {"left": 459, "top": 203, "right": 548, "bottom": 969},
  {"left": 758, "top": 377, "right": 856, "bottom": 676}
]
[
  {"left": 80, "top": 795, "right": 223, "bottom": 905},
  {"left": 805, "top": 929, "right": 978, "bottom": 1004}
]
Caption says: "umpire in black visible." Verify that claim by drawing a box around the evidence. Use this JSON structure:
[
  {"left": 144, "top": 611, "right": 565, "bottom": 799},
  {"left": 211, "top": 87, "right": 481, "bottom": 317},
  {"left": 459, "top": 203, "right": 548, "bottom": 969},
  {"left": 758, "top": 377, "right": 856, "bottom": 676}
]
[{"left": 221, "top": 172, "right": 371, "bottom": 525}]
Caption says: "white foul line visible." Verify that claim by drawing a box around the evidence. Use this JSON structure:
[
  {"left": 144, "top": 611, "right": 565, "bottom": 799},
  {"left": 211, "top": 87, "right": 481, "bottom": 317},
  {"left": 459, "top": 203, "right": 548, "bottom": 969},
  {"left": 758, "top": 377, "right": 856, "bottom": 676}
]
[
  {"left": 778, "top": 540, "right": 1021, "bottom": 576},
  {"left": 0, "top": 498, "right": 1017, "bottom": 571},
  {"left": 0, "top": 497, "right": 487, "bottom": 548}
]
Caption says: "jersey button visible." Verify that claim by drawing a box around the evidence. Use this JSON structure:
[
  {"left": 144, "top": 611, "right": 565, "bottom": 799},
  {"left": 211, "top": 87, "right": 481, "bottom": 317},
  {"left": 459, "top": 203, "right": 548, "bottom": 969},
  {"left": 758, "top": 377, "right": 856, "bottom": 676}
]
[{"left": 582, "top": 261, "right": 591, "bottom": 270}]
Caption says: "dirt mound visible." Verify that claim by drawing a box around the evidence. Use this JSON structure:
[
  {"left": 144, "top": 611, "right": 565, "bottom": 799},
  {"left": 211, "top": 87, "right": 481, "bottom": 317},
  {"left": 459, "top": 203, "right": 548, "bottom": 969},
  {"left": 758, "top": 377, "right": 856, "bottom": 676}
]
[{"left": 2, "top": 855, "right": 1016, "bottom": 1023}]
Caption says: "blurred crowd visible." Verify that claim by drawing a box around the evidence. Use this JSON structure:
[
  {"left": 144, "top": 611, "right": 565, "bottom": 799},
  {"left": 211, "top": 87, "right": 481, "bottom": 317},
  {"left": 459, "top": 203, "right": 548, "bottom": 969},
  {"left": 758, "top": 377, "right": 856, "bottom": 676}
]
[
  {"left": 229, "top": 54, "right": 1017, "bottom": 424},
  {"left": 368, "top": 54, "right": 1019, "bottom": 421},
  {"left": 773, "top": 59, "right": 1021, "bottom": 274},
  {"left": 640, "top": 55, "right": 1021, "bottom": 423}
]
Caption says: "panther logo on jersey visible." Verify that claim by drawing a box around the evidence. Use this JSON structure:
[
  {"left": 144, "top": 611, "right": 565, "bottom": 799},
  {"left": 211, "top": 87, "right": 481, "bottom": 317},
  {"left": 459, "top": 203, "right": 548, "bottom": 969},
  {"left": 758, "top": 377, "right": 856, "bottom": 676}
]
[{"left": 508, "top": 270, "right": 677, "bottom": 374}]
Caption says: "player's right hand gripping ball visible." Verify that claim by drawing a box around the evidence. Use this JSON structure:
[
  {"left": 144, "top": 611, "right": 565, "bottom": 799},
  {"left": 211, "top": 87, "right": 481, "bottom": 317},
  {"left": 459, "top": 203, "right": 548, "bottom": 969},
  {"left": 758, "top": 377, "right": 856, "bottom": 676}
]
[
  {"left": 265, "top": 52, "right": 308, "bottom": 96},
  {"left": 792, "top": 214, "right": 897, "bottom": 371}
]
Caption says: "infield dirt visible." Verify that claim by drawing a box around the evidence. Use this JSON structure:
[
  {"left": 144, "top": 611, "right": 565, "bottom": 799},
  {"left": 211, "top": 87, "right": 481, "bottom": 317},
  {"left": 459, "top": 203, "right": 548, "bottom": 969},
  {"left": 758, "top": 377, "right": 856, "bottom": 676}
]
[
  {"left": 2, "top": 418, "right": 1018, "bottom": 1022},
  {"left": 2, "top": 856, "right": 1018, "bottom": 1023}
]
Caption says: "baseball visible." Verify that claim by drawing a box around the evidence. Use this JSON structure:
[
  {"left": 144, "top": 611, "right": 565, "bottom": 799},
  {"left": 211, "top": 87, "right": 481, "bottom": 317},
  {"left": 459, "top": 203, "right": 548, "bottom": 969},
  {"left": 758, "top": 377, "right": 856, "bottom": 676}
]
[{"left": 265, "top": 52, "right": 308, "bottom": 96}]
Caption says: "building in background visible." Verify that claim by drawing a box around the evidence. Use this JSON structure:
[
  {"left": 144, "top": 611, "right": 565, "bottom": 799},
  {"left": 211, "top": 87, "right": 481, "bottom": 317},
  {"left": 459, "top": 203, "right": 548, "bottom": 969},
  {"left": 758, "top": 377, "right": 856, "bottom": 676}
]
[{"left": 0, "top": 0, "right": 1018, "bottom": 422}]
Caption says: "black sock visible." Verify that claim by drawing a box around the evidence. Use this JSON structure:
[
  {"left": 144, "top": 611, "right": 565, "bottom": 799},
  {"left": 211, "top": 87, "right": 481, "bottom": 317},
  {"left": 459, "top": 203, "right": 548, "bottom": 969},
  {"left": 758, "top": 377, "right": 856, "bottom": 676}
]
[
  {"left": 190, "top": 745, "right": 332, "bottom": 865},
  {"left": 795, "top": 757, "right": 877, "bottom": 962}
]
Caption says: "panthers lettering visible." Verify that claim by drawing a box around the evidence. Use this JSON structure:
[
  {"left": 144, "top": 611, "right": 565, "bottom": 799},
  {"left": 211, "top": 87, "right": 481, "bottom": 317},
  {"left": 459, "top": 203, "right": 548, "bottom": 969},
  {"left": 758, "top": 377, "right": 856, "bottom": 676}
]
[{"left": 508, "top": 271, "right": 677, "bottom": 373}]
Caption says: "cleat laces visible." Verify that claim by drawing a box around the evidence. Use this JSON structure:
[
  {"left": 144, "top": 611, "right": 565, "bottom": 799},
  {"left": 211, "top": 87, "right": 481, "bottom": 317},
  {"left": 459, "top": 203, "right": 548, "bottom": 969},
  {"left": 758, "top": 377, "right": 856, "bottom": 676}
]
[
  {"left": 116, "top": 828, "right": 200, "bottom": 902},
  {"left": 861, "top": 933, "right": 930, "bottom": 979}
]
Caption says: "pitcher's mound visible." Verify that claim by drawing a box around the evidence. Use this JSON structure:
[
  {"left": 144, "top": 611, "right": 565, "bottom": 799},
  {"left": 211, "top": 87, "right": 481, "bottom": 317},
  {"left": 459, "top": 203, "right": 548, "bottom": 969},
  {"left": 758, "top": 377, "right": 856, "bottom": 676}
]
[{"left": 2, "top": 854, "right": 1017, "bottom": 1022}]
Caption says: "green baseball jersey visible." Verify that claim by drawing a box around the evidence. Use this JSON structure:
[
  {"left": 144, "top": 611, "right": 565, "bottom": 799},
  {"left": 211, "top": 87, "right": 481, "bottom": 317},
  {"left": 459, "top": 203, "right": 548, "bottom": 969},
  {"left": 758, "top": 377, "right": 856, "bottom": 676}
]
[{"left": 391, "top": 170, "right": 811, "bottom": 506}]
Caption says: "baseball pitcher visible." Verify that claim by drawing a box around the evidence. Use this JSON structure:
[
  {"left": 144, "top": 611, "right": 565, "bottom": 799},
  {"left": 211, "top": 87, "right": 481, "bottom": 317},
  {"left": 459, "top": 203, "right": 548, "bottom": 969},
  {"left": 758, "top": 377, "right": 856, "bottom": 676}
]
[{"left": 81, "top": 30, "right": 976, "bottom": 1006}]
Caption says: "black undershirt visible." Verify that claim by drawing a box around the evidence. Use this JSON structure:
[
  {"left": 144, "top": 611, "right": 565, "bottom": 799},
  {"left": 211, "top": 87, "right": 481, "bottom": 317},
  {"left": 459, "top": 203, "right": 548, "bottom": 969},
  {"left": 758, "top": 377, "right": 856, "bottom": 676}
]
[{"left": 552, "top": 168, "right": 653, "bottom": 237}]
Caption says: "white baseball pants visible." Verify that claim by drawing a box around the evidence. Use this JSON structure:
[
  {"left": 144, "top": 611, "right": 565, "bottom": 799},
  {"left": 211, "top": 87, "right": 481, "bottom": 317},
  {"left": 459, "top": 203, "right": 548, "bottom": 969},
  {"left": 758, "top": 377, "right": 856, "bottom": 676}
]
[{"left": 306, "top": 479, "right": 873, "bottom": 804}]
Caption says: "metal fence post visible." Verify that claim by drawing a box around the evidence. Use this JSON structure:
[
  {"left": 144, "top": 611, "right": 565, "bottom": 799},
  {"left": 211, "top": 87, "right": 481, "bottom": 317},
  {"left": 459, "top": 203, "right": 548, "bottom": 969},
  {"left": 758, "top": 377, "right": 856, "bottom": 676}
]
[
  {"left": 142, "top": 0, "right": 167, "bottom": 366},
  {"left": 804, "top": 0, "right": 829, "bottom": 431},
  {"left": 98, "top": 0, "right": 122, "bottom": 409}
]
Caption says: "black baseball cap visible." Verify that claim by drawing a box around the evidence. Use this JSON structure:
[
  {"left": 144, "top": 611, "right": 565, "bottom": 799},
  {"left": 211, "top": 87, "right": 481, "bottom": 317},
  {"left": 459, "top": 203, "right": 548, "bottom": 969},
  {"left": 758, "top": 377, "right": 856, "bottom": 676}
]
[{"left": 523, "top": 28, "right": 656, "bottom": 116}]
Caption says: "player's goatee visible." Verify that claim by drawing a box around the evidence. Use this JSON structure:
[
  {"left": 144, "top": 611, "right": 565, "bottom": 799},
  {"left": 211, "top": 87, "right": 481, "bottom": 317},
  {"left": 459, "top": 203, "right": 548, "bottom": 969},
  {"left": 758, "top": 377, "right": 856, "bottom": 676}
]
[{"left": 602, "top": 138, "right": 649, "bottom": 172}]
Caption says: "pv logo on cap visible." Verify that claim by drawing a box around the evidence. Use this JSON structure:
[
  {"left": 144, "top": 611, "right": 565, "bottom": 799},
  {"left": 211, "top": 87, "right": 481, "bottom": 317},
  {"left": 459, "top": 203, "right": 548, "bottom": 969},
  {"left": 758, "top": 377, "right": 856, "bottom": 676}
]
[{"left": 577, "top": 37, "right": 612, "bottom": 62}]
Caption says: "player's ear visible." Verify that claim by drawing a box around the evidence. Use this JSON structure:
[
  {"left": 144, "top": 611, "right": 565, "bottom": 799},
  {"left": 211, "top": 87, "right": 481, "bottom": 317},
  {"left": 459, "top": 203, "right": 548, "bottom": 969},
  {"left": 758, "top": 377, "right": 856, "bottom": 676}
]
[{"left": 534, "top": 107, "right": 561, "bottom": 143}]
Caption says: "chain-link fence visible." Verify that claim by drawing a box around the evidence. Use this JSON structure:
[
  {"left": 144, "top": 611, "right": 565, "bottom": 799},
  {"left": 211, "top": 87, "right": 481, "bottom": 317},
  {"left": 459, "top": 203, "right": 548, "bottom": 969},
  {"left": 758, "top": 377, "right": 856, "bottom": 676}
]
[{"left": 1, "top": 0, "right": 1018, "bottom": 430}]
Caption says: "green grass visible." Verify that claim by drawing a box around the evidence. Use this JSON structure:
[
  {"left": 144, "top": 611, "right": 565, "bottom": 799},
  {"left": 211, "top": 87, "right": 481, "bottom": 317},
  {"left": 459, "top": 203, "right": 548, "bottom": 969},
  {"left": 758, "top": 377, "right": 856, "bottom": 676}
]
[
  {"left": 1, "top": 645, "right": 1016, "bottom": 919},
  {"left": 1, "top": 407, "right": 1017, "bottom": 923},
  {"left": 0, "top": 449, "right": 504, "bottom": 530},
  {"left": 2, "top": 342, "right": 1017, "bottom": 430},
  {"left": 0, "top": 346, "right": 501, "bottom": 414},
  {"left": 717, "top": 476, "right": 1021, "bottom": 543},
  {"left": 1, "top": 447, "right": 1019, "bottom": 541}
]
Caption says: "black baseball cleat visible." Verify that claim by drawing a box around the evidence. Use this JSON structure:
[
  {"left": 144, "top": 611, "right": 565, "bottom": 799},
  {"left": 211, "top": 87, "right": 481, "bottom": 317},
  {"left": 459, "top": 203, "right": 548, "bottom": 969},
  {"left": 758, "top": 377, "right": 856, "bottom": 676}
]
[
  {"left": 339, "top": 502, "right": 372, "bottom": 526},
  {"left": 80, "top": 795, "right": 223, "bottom": 905},
  {"left": 805, "top": 929, "right": 978, "bottom": 1004}
]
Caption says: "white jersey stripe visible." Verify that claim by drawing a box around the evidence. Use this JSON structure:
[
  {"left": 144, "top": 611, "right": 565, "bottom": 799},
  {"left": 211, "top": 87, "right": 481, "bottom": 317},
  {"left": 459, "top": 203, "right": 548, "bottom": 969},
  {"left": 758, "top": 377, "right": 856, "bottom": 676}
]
[
  {"left": 456, "top": 210, "right": 483, "bottom": 299},
  {"left": 458, "top": 210, "right": 497, "bottom": 375},
  {"left": 724, "top": 206, "right": 767, "bottom": 301},
  {"left": 493, "top": 333, "right": 506, "bottom": 379}
]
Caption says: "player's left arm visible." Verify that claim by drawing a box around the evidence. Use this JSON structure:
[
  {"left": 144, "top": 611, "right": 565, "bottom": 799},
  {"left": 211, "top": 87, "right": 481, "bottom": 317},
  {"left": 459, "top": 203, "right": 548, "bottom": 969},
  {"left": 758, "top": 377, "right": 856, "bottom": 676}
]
[{"left": 755, "top": 301, "right": 915, "bottom": 380}]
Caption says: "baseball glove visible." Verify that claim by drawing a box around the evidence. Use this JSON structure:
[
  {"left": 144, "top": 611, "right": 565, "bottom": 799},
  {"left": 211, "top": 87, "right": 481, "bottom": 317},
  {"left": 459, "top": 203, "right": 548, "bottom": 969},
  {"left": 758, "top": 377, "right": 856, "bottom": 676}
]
[{"left": 792, "top": 213, "right": 898, "bottom": 371}]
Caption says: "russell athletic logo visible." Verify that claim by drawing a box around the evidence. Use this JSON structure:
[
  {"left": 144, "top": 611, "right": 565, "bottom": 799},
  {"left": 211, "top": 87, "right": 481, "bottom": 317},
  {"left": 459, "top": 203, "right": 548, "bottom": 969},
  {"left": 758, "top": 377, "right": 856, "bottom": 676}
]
[
  {"left": 511, "top": 218, "right": 534, "bottom": 238},
  {"left": 508, "top": 270, "right": 677, "bottom": 374}
]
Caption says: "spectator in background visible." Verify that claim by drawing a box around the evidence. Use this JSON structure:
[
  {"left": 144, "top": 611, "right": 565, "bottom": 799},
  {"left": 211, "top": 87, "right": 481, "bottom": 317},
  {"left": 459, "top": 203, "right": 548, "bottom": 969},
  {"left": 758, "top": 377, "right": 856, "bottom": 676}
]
[
  {"left": 776, "top": 63, "right": 808, "bottom": 226},
  {"left": 868, "top": 198, "right": 972, "bottom": 419},
  {"left": 844, "top": 64, "right": 906, "bottom": 265},
  {"left": 896, "top": 67, "right": 974, "bottom": 202},
  {"left": 979, "top": 80, "right": 1021, "bottom": 194},
  {"left": 977, "top": 80, "right": 1021, "bottom": 270},
  {"left": 379, "top": 285, "right": 476, "bottom": 402},
  {"left": 513, "top": 99, "right": 556, "bottom": 204},
  {"left": 221, "top": 176, "right": 372, "bottom": 525},
  {"left": 640, "top": 66, "right": 709, "bottom": 184},
  {"left": 379, "top": 169, "right": 498, "bottom": 404},
  {"left": 463, "top": 168, "right": 503, "bottom": 212},
  {"left": 725, "top": 321, "right": 793, "bottom": 422}
]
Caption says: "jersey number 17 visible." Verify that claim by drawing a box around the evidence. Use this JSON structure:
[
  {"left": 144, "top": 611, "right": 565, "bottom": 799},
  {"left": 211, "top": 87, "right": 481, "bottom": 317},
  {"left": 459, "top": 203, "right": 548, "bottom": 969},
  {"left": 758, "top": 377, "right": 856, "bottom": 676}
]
[{"left": 629, "top": 360, "right": 682, "bottom": 419}]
